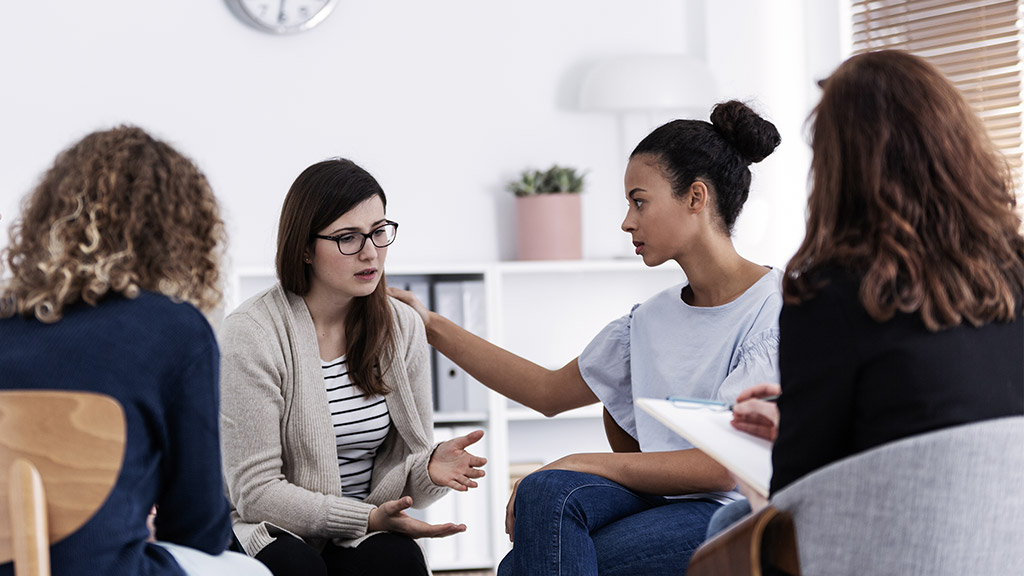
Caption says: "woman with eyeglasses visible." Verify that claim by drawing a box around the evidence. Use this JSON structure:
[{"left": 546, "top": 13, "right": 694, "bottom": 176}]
[
  {"left": 218, "top": 158, "right": 486, "bottom": 576},
  {"left": 391, "top": 100, "right": 783, "bottom": 575}
]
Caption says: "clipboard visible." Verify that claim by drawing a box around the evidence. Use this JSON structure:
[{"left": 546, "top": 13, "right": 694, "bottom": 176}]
[{"left": 637, "top": 397, "right": 772, "bottom": 497}]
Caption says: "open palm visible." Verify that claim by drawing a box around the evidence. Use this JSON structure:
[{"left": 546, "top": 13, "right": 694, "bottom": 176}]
[{"left": 428, "top": 429, "right": 487, "bottom": 490}]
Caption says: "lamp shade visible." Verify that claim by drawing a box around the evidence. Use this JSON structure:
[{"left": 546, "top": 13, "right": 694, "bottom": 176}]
[{"left": 578, "top": 54, "right": 718, "bottom": 113}]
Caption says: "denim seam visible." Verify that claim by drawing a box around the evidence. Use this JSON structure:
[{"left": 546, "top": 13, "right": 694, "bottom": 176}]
[{"left": 554, "top": 482, "right": 653, "bottom": 576}]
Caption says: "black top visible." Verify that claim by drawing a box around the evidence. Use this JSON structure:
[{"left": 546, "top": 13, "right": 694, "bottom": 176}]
[{"left": 770, "top": 267, "right": 1024, "bottom": 494}]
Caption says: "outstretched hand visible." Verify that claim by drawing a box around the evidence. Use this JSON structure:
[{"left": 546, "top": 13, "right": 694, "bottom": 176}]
[
  {"left": 428, "top": 429, "right": 487, "bottom": 491},
  {"left": 387, "top": 286, "right": 432, "bottom": 329},
  {"left": 730, "top": 382, "right": 781, "bottom": 442},
  {"left": 368, "top": 496, "right": 466, "bottom": 538}
]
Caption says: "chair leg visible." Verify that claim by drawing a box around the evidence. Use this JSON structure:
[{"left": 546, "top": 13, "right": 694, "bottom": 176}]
[{"left": 9, "top": 458, "right": 50, "bottom": 576}]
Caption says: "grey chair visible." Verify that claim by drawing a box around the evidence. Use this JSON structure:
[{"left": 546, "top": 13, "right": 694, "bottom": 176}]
[{"left": 689, "top": 416, "right": 1024, "bottom": 576}]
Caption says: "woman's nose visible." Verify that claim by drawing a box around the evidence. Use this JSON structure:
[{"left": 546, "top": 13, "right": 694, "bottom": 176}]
[
  {"left": 358, "top": 238, "right": 378, "bottom": 260},
  {"left": 621, "top": 212, "right": 635, "bottom": 233}
]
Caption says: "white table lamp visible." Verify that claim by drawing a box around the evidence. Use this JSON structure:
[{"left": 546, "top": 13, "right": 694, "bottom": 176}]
[{"left": 578, "top": 54, "right": 717, "bottom": 114}]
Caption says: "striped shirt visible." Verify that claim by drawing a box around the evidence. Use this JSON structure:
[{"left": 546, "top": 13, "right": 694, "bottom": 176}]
[{"left": 322, "top": 356, "right": 391, "bottom": 501}]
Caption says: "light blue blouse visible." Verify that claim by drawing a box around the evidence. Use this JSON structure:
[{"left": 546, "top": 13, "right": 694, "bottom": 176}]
[{"left": 578, "top": 267, "right": 782, "bottom": 500}]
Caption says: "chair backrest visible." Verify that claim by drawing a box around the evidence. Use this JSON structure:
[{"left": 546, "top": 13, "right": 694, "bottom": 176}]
[
  {"left": 0, "top": 391, "right": 126, "bottom": 576},
  {"left": 771, "top": 416, "right": 1024, "bottom": 576}
]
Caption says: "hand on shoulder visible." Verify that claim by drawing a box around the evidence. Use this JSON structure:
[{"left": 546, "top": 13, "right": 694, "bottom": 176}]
[{"left": 388, "top": 286, "right": 431, "bottom": 329}]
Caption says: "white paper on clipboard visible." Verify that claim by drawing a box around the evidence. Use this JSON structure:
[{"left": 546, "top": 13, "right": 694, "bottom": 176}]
[{"left": 637, "top": 397, "right": 772, "bottom": 497}]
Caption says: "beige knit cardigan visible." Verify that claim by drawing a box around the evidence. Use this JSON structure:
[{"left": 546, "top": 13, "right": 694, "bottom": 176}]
[{"left": 218, "top": 283, "right": 448, "bottom": 557}]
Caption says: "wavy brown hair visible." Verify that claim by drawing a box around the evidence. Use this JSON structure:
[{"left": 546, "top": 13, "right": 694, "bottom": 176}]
[
  {"left": 0, "top": 126, "right": 225, "bottom": 323},
  {"left": 276, "top": 158, "right": 394, "bottom": 396},
  {"left": 785, "top": 50, "right": 1024, "bottom": 330}
]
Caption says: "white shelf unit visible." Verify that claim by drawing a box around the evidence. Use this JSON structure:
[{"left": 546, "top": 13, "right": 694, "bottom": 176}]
[{"left": 228, "top": 259, "right": 684, "bottom": 571}]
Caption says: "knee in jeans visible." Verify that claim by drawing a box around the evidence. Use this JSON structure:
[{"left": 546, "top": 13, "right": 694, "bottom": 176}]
[{"left": 515, "top": 469, "right": 580, "bottom": 507}]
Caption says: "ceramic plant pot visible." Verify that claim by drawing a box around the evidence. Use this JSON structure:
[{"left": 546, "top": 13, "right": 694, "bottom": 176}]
[{"left": 515, "top": 193, "right": 582, "bottom": 260}]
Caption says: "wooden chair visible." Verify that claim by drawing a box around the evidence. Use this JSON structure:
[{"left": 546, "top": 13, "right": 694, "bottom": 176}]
[
  {"left": 688, "top": 505, "right": 800, "bottom": 576},
  {"left": 0, "top": 391, "right": 126, "bottom": 576}
]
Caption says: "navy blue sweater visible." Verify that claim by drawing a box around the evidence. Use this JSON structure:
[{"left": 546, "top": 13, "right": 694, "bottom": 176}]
[{"left": 0, "top": 291, "right": 232, "bottom": 575}]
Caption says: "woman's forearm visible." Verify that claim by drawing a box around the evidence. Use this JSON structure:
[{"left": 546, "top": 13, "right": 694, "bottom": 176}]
[
  {"left": 547, "top": 450, "right": 735, "bottom": 496},
  {"left": 425, "top": 312, "right": 597, "bottom": 416}
]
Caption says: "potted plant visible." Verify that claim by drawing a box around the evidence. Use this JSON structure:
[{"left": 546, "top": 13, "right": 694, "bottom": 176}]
[{"left": 506, "top": 165, "right": 586, "bottom": 260}]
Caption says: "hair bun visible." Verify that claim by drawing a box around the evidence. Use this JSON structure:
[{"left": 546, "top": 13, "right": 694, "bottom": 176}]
[{"left": 710, "top": 100, "right": 781, "bottom": 164}]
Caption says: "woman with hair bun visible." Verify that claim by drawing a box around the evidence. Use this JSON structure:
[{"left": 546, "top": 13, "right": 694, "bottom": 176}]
[
  {"left": 390, "top": 100, "right": 783, "bottom": 575},
  {"left": 0, "top": 126, "right": 269, "bottom": 576}
]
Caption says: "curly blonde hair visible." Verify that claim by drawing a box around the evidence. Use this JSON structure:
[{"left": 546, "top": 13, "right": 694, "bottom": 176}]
[{"left": 0, "top": 126, "right": 225, "bottom": 323}]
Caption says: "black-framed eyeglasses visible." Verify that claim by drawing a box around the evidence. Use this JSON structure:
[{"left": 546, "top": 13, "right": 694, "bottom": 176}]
[{"left": 315, "top": 220, "right": 399, "bottom": 255}]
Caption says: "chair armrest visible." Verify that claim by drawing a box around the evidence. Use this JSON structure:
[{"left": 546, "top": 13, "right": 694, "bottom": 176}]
[{"left": 688, "top": 505, "right": 800, "bottom": 576}]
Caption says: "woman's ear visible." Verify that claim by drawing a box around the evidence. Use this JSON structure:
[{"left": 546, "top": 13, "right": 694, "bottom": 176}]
[
  {"left": 688, "top": 181, "right": 709, "bottom": 213},
  {"left": 303, "top": 241, "right": 317, "bottom": 264}
]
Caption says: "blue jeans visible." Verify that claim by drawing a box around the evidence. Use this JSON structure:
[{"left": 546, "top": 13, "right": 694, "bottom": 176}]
[
  {"left": 705, "top": 499, "right": 752, "bottom": 540},
  {"left": 496, "top": 470, "right": 722, "bottom": 576}
]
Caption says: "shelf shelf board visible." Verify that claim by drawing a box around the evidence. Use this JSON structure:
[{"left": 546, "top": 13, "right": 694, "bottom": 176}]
[
  {"left": 434, "top": 411, "right": 489, "bottom": 425},
  {"left": 505, "top": 404, "right": 603, "bottom": 421}
]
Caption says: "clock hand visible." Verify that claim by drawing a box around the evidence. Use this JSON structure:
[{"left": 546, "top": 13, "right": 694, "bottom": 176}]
[{"left": 278, "top": 0, "right": 287, "bottom": 24}]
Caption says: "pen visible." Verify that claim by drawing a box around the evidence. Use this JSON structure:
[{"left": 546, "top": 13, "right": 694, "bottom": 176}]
[
  {"left": 667, "top": 393, "right": 781, "bottom": 411},
  {"left": 666, "top": 396, "right": 730, "bottom": 410},
  {"left": 739, "top": 393, "right": 781, "bottom": 406},
  {"left": 728, "top": 393, "right": 781, "bottom": 411}
]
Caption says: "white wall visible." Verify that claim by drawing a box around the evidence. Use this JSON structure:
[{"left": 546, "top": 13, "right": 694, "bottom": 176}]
[{"left": 0, "top": 1, "right": 845, "bottom": 279}]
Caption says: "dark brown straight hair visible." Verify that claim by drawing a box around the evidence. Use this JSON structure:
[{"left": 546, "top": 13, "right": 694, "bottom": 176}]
[
  {"left": 786, "top": 50, "right": 1024, "bottom": 330},
  {"left": 276, "top": 158, "right": 394, "bottom": 395}
]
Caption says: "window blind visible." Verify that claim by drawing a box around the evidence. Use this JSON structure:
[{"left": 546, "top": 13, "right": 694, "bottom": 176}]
[{"left": 850, "top": 0, "right": 1023, "bottom": 172}]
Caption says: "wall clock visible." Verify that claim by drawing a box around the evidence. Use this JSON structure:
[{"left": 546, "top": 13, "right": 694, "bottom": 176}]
[{"left": 226, "top": 0, "right": 340, "bottom": 35}]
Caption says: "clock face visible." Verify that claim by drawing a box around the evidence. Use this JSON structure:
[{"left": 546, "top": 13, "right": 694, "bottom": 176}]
[{"left": 228, "top": 0, "right": 340, "bottom": 34}]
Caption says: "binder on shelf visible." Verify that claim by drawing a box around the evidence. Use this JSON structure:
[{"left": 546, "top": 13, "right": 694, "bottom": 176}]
[
  {"left": 388, "top": 275, "right": 431, "bottom": 310},
  {"left": 408, "top": 281, "right": 431, "bottom": 312},
  {"left": 387, "top": 274, "right": 488, "bottom": 416},
  {"left": 433, "top": 281, "right": 467, "bottom": 413},
  {"left": 460, "top": 280, "right": 489, "bottom": 413}
]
